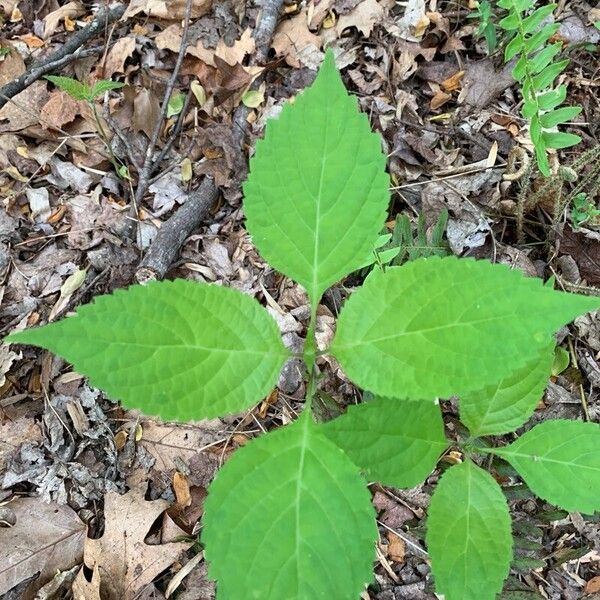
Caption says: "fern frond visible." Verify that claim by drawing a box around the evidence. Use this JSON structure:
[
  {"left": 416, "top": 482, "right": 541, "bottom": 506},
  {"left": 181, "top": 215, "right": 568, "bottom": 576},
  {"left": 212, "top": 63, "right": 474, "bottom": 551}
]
[{"left": 497, "top": 0, "right": 581, "bottom": 176}]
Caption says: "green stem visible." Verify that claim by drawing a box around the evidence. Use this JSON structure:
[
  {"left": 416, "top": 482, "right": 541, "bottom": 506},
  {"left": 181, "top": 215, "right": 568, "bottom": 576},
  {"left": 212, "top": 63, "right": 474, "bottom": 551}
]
[
  {"left": 302, "top": 302, "right": 319, "bottom": 414},
  {"left": 90, "top": 101, "right": 125, "bottom": 176}
]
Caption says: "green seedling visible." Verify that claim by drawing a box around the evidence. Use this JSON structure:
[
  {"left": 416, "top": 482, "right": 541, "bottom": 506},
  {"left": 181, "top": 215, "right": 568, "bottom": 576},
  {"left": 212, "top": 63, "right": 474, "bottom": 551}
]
[
  {"left": 45, "top": 75, "right": 127, "bottom": 178},
  {"left": 9, "top": 51, "right": 600, "bottom": 600},
  {"left": 571, "top": 191, "right": 600, "bottom": 228}
]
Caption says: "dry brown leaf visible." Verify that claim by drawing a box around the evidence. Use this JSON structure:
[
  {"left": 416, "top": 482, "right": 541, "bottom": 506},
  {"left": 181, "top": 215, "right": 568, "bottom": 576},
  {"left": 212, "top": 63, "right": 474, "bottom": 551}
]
[
  {"left": 0, "top": 42, "right": 24, "bottom": 86},
  {"left": 441, "top": 70, "right": 464, "bottom": 92},
  {"left": 336, "top": 0, "right": 386, "bottom": 36},
  {"left": 215, "top": 28, "right": 256, "bottom": 66},
  {"left": 430, "top": 89, "right": 451, "bottom": 110},
  {"left": 387, "top": 532, "right": 406, "bottom": 563},
  {"left": 0, "top": 497, "right": 85, "bottom": 595},
  {"left": 40, "top": 90, "right": 81, "bottom": 130},
  {"left": 0, "top": 416, "right": 41, "bottom": 471},
  {"left": 102, "top": 36, "right": 136, "bottom": 79},
  {"left": 42, "top": 1, "right": 85, "bottom": 39},
  {"left": 585, "top": 575, "right": 600, "bottom": 594},
  {"left": 173, "top": 472, "right": 192, "bottom": 507},
  {"left": 16, "top": 33, "right": 45, "bottom": 48},
  {"left": 123, "top": 0, "right": 212, "bottom": 20},
  {"left": 72, "top": 564, "right": 101, "bottom": 600},
  {"left": 81, "top": 488, "right": 192, "bottom": 600},
  {"left": 138, "top": 419, "right": 224, "bottom": 472},
  {"left": 0, "top": 80, "right": 49, "bottom": 132},
  {"left": 394, "top": 0, "right": 428, "bottom": 40},
  {"left": 272, "top": 10, "right": 322, "bottom": 68},
  {"left": 309, "top": 0, "right": 335, "bottom": 28},
  {"left": 133, "top": 88, "right": 161, "bottom": 138}
]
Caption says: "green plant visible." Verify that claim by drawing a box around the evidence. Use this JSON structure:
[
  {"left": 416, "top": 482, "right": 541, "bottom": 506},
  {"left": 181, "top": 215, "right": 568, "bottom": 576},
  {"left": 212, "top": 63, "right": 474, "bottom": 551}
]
[
  {"left": 8, "top": 51, "right": 600, "bottom": 600},
  {"left": 45, "top": 75, "right": 127, "bottom": 178},
  {"left": 498, "top": 1, "right": 582, "bottom": 176},
  {"left": 571, "top": 192, "right": 600, "bottom": 228},
  {"left": 472, "top": 0, "right": 498, "bottom": 53},
  {"left": 391, "top": 209, "right": 449, "bottom": 264}
]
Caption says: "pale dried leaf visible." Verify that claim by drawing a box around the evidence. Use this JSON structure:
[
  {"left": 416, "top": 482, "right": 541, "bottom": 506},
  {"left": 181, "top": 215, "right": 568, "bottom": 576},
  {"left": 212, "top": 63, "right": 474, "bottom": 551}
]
[
  {"left": 42, "top": 2, "right": 85, "bottom": 39},
  {"left": 0, "top": 416, "right": 41, "bottom": 471},
  {"left": 133, "top": 88, "right": 161, "bottom": 138},
  {"left": 26, "top": 187, "right": 51, "bottom": 222},
  {"left": 0, "top": 497, "right": 85, "bottom": 595},
  {"left": 83, "top": 488, "right": 192, "bottom": 600},
  {"left": 138, "top": 419, "right": 224, "bottom": 472},
  {"left": 40, "top": 90, "right": 81, "bottom": 130},
  {"left": 0, "top": 42, "right": 25, "bottom": 86},
  {"left": 336, "top": 0, "right": 387, "bottom": 36},
  {"left": 272, "top": 10, "right": 322, "bottom": 68},
  {"left": 123, "top": 0, "right": 212, "bottom": 20},
  {"left": 103, "top": 36, "right": 136, "bottom": 79}
]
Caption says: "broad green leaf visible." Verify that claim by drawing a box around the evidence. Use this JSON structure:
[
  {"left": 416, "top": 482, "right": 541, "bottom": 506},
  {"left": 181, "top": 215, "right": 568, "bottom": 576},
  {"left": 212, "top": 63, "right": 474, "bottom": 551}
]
[
  {"left": 45, "top": 75, "right": 89, "bottom": 100},
  {"left": 331, "top": 257, "right": 599, "bottom": 401},
  {"left": 504, "top": 35, "right": 522, "bottom": 61},
  {"left": 167, "top": 91, "right": 185, "bottom": 117},
  {"left": 203, "top": 411, "right": 377, "bottom": 599},
  {"left": 513, "top": 54, "right": 528, "bottom": 81},
  {"left": 6, "top": 280, "right": 288, "bottom": 420},
  {"left": 535, "top": 138, "right": 550, "bottom": 176},
  {"left": 426, "top": 461, "right": 512, "bottom": 600},
  {"left": 243, "top": 49, "right": 389, "bottom": 306},
  {"left": 551, "top": 345, "right": 569, "bottom": 375},
  {"left": 529, "top": 44, "right": 561, "bottom": 75},
  {"left": 540, "top": 106, "right": 581, "bottom": 128},
  {"left": 242, "top": 89, "right": 264, "bottom": 108},
  {"left": 542, "top": 131, "right": 581, "bottom": 149},
  {"left": 460, "top": 344, "right": 554, "bottom": 437},
  {"left": 524, "top": 23, "right": 560, "bottom": 53},
  {"left": 322, "top": 396, "right": 448, "bottom": 488},
  {"left": 532, "top": 60, "right": 569, "bottom": 91},
  {"left": 537, "top": 85, "right": 567, "bottom": 110},
  {"left": 521, "top": 5, "right": 556, "bottom": 34},
  {"left": 487, "top": 420, "right": 600, "bottom": 513}
]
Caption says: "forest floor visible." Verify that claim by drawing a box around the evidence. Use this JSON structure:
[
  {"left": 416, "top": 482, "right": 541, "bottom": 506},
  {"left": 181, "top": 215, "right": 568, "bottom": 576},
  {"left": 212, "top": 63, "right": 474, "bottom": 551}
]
[{"left": 0, "top": 0, "right": 599, "bottom": 598}]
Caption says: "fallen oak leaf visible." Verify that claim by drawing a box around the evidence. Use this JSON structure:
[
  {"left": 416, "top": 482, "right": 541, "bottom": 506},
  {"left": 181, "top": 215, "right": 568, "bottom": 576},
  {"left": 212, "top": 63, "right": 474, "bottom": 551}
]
[
  {"left": 79, "top": 487, "right": 193, "bottom": 600},
  {"left": 0, "top": 497, "right": 85, "bottom": 596}
]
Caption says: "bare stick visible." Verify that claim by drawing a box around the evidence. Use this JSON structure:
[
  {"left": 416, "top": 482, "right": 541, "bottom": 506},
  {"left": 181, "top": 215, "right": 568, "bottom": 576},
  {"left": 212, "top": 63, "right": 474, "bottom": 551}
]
[
  {"left": 133, "top": 0, "right": 194, "bottom": 206},
  {"left": 0, "top": 5, "right": 125, "bottom": 110},
  {"left": 135, "top": 0, "right": 284, "bottom": 282}
]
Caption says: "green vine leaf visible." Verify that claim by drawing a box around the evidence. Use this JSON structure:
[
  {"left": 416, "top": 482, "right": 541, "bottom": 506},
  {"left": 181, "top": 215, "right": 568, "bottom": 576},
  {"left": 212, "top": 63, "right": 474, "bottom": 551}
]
[
  {"left": 426, "top": 461, "right": 512, "bottom": 600},
  {"left": 7, "top": 281, "right": 288, "bottom": 420},
  {"left": 243, "top": 49, "right": 389, "bottom": 307},
  {"left": 487, "top": 420, "right": 600, "bottom": 514},
  {"left": 460, "top": 343, "right": 554, "bottom": 437},
  {"left": 331, "top": 256, "right": 599, "bottom": 400},
  {"left": 203, "top": 411, "right": 377, "bottom": 598},
  {"left": 322, "top": 396, "right": 447, "bottom": 488}
]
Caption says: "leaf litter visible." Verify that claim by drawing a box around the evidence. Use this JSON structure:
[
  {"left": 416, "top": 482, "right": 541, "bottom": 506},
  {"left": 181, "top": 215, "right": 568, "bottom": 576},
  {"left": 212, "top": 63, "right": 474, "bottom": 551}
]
[{"left": 0, "top": 0, "right": 599, "bottom": 597}]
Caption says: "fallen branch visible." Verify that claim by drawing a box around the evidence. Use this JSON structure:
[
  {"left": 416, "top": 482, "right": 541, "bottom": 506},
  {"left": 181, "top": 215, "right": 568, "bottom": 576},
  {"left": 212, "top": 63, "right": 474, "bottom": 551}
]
[
  {"left": 0, "top": 4, "right": 125, "bottom": 111},
  {"left": 135, "top": 0, "right": 284, "bottom": 282}
]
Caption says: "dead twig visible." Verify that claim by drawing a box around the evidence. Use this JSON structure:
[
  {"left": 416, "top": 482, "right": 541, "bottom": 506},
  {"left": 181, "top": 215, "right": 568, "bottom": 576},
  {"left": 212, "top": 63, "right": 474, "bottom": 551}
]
[
  {"left": 135, "top": 0, "right": 285, "bottom": 282},
  {"left": 0, "top": 5, "right": 125, "bottom": 111},
  {"left": 131, "top": 0, "right": 195, "bottom": 229}
]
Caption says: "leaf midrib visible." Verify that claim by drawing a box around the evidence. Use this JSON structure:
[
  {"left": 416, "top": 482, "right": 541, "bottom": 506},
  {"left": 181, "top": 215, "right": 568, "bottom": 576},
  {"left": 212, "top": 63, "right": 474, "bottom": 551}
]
[
  {"left": 75, "top": 338, "right": 287, "bottom": 357},
  {"left": 497, "top": 450, "right": 600, "bottom": 472},
  {"left": 336, "top": 311, "right": 523, "bottom": 348},
  {"left": 310, "top": 98, "right": 329, "bottom": 305}
]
